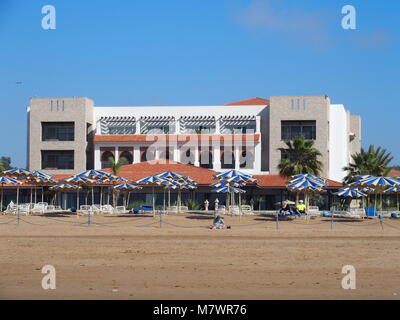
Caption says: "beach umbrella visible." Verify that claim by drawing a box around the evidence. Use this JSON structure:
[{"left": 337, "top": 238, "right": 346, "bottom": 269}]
[
  {"left": 50, "top": 184, "right": 82, "bottom": 210},
  {"left": 212, "top": 185, "right": 246, "bottom": 194},
  {"left": 62, "top": 176, "right": 96, "bottom": 210},
  {"left": 113, "top": 183, "right": 142, "bottom": 208},
  {"left": 0, "top": 176, "right": 22, "bottom": 213},
  {"left": 2, "top": 168, "right": 35, "bottom": 178},
  {"left": 135, "top": 175, "right": 171, "bottom": 216},
  {"left": 353, "top": 176, "right": 400, "bottom": 214},
  {"left": 213, "top": 169, "right": 252, "bottom": 180},
  {"left": 334, "top": 187, "right": 367, "bottom": 198},
  {"left": 287, "top": 174, "right": 326, "bottom": 210}
]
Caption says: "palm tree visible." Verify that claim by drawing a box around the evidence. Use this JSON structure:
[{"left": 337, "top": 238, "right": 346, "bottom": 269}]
[
  {"left": 108, "top": 156, "right": 127, "bottom": 175},
  {"left": 107, "top": 157, "right": 127, "bottom": 207},
  {"left": 343, "top": 145, "right": 393, "bottom": 184},
  {"left": 278, "top": 136, "right": 323, "bottom": 177}
]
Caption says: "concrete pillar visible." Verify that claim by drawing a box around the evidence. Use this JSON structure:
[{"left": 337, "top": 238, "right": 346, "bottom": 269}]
[
  {"left": 173, "top": 145, "right": 180, "bottom": 162},
  {"left": 234, "top": 146, "right": 240, "bottom": 170},
  {"left": 155, "top": 148, "right": 160, "bottom": 160},
  {"left": 175, "top": 118, "right": 180, "bottom": 134},
  {"left": 94, "top": 145, "right": 101, "bottom": 170},
  {"left": 133, "top": 146, "right": 140, "bottom": 163},
  {"left": 115, "top": 146, "right": 119, "bottom": 162},
  {"left": 212, "top": 142, "right": 221, "bottom": 170},
  {"left": 255, "top": 115, "right": 261, "bottom": 133},
  {"left": 194, "top": 147, "right": 200, "bottom": 167}
]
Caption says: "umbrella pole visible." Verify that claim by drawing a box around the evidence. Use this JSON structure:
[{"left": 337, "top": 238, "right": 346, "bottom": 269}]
[
  {"left": 397, "top": 193, "right": 399, "bottom": 212},
  {"left": 30, "top": 188, "right": 33, "bottom": 211},
  {"left": 163, "top": 188, "right": 166, "bottom": 213},
  {"left": 16, "top": 186, "right": 20, "bottom": 224},
  {"left": 92, "top": 187, "right": 94, "bottom": 206},
  {"left": 35, "top": 188, "right": 37, "bottom": 204},
  {"left": 77, "top": 189, "right": 80, "bottom": 217},
  {"left": 41, "top": 187, "right": 44, "bottom": 203},
  {"left": 1, "top": 186, "right": 3, "bottom": 213},
  {"left": 100, "top": 186, "right": 103, "bottom": 206},
  {"left": 168, "top": 189, "right": 170, "bottom": 209},
  {"left": 152, "top": 186, "right": 155, "bottom": 217},
  {"left": 239, "top": 192, "right": 242, "bottom": 219}
]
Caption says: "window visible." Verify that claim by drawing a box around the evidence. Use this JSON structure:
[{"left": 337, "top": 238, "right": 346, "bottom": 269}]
[
  {"left": 119, "top": 151, "right": 133, "bottom": 164},
  {"left": 281, "top": 120, "right": 316, "bottom": 140},
  {"left": 101, "top": 151, "right": 114, "bottom": 169},
  {"left": 42, "top": 122, "right": 74, "bottom": 141},
  {"left": 108, "top": 125, "right": 135, "bottom": 135},
  {"left": 186, "top": 125, "right": 215, "bottom": 134},
  {"left": 225, "top": 126, "right": 256, "bottom": 134},
  {"left": 41, "top": 150, "right": 74, "bottom": 170},
  {"left": 146, "top": 125, "right": 170, "bottom": 134}
]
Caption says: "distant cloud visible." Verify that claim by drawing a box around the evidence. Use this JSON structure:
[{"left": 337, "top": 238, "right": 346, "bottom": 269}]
[{"left": 229, "top": 0, "right": 334, "bottom": 49}]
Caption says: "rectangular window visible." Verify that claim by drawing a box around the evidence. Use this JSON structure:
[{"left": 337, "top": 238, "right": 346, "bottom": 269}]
[
  {"left": 41, "top": 150, "right": 74, "bottom": 170},
  {"left": 42, "top": 122, "right": 75, "bottom": 141},
  {"left": 281, "top": 120, "right": 316, "bottom": 140}
]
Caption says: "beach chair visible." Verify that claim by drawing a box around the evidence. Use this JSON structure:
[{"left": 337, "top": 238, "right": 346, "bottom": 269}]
[
  {"left": 167, "top": 206, "right": 178, "bottom": 213},
  {"left": 308, "top": 206, "right": 320, "bottom": 217},
  {"left": 179, "top": 206, "right": 188, "bottom": 212},
  {"left": 4, "top": 202, "right": 17, "bottom": 215},
  {"left": 228, "top": 205, "right": 240, "bottom": 215},
  {"left": 100, "top": 205, "right": 114, "bottom": 214},
  {"left": 91, "top": 204, "right": 101, "bottom": 214},
  {"left": 79, "top": 205, "right": 91, "bottom": 215},
  {"left": 31, "top": 202, "right": 48, "bottom": 214},
  {"left": 115, "top": 206, "right": 127, "bottom": 214},
  {"left": 18, "top": 204, "right": 31, "bottom": 216},
  {"left": 240, "top": 205, "right": 253, "bottom": 215}
]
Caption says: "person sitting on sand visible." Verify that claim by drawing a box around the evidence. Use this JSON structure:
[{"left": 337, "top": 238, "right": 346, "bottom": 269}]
[
  {"left": 279, "top": 200, "right": 292, "bottom": 216},
  {"left": 210, "top": 215, "right": 231, "bottom": 229},
  {"left": 295, "top": 200, "right": 307, "bottom": 215}
]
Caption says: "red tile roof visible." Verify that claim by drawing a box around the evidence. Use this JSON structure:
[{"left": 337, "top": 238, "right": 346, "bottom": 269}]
[
  {"left": 388, "top": 169, "right": 400, "bottom": 177},
  {"left": 94, "top": 134, "right": 260, "bottom": 143},
  {"left": 102, "top": 160, "right": 218, "bottom": 185},
  {"left": 224, "top": 97, "right": 270, "bottom": 106},
  {"left": 254, "top": 174, "right": 342, "bottom": 188}
]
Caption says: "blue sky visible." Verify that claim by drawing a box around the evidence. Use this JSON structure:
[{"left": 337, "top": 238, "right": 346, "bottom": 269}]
[{"left": 0, "top": 0, "right": 399, "bottom": 168}]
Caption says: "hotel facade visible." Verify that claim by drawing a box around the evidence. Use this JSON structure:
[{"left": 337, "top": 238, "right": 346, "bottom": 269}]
[{"left": 27, "top": 95, "right": 361, "bottom": 183}]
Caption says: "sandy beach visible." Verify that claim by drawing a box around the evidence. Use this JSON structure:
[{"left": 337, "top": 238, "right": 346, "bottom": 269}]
[{"left": 0, "top": 212, "right": 399, "bottom": 300}]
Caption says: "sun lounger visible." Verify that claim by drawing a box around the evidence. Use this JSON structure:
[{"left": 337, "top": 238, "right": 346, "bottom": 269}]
[
  {"left": 229, "top": 205, "right": 240, "bottom": 215},
  {"left": 100, "top": 205, "right": 114, "bottom": 214},
  {"left": 240, "top": 205, "right": 253, "bottom": 215},
  {"left": 115, "top": 206, "right": 127, "bottom": 214},
  {"left": 308, "top": 206, "right": 320, "bottom": 217},
  {"left": 31, "top": 202, "right": 48, "bottom": 214}
]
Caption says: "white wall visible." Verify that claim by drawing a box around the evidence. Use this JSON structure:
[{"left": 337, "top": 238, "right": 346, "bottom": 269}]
[{"left": 329, "top": 104, "right": 348, "bottom": 182}]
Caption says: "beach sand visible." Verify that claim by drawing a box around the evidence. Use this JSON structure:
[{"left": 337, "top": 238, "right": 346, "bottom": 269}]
[{"left": 0, "top": 213, "right": 399, "bottom": 300}]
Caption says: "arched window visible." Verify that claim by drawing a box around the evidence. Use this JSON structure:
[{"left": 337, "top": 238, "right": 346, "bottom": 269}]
[
  {"left": 159, "top": 149, "right": 173, "bottom": 161},
  {"left": 141, "top": 148, "right": 155, "bottom": 162},
  {"left": 221, "top": 150, "right": 235, "bottom": 169},
  {"left": 120, "top": 151, "right": 133, "bottom": 164},
  {"left": 240, "top": 150, "right": 254, "bottom": 169},
  {"left": 200, "top": 150, "right": 213, "bottom": 168},
  {"left": 180, "top": 149, "right": 195, "bottom": 165},
  {"left": 101, "top": 151, "right": 114, "bottom": 169}
]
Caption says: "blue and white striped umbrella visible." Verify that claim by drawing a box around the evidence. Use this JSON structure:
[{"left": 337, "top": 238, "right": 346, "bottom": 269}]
[
  {"left": 210, "top": 181, "right": 245, "bottom": 188},
  {"left": 212, "top": 186, "right": 245, "bottom": 194},
  {"left": 156, "top": 171, "right": 188, "bottom": 180},
  {"left": 213, "top": 170, "right": 255, "bottom": 180},
  {"left": 113, "top": 183, "right": 143, "bottom": 190},
  {"left": 63, "top": 176, "right": 96, "bottom": 185},
  {"left": 31, "top": 170, "right": 54, "bottom": 181},
  {"left": 0, "top": 176, "right": 22, "bottom": 185},
  {"left": 353, "top": 176, "right": 400, "bottom": 187},
  {"left": 383, "top": 186, "right": 400, "bottom": 193},
  {"left": 222, "top": 175, "right": 257, "bottom": 184},
  {"left": 289, "top": 174, "right": 326, "bottom": 185},
  {"left": 135, "top": 175, "right": 170, "bottom": 185},
  {"left": 288, "top": 185, "right": 324, "bottom": 192},
  {"left": 75, "top": 169, "right": 112, "bottom": 181},
  {"left": 50, "top": 184, "right": 81, "bottom": 191},
  {"left": 287, "top": 178, "right": 325, "bottom": 190},
  {"left": 2, "top": 168, "right": 34, "bottom": 178},
  {"left": 334, "top": 187, "right": 367, "bottom": 198}
]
